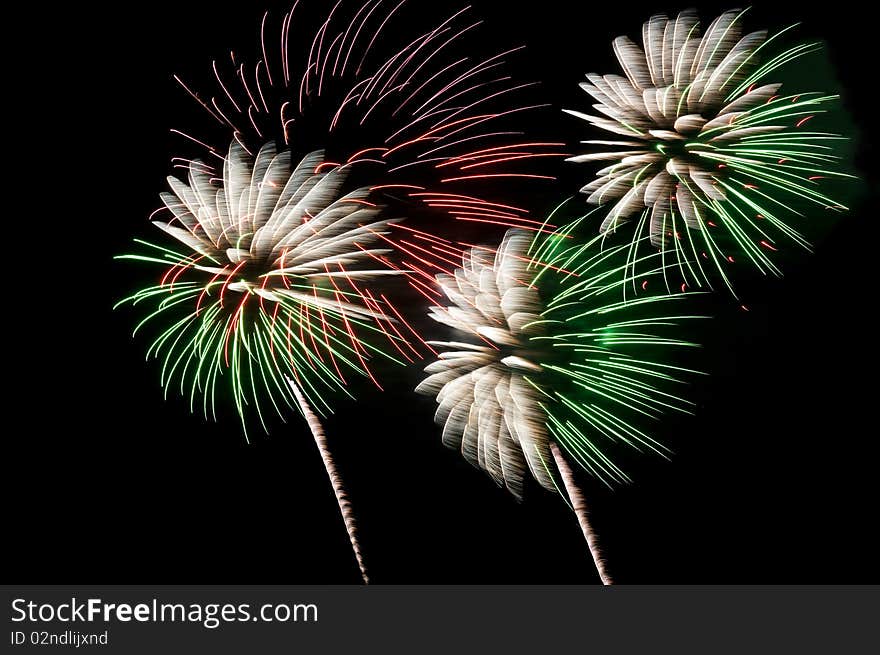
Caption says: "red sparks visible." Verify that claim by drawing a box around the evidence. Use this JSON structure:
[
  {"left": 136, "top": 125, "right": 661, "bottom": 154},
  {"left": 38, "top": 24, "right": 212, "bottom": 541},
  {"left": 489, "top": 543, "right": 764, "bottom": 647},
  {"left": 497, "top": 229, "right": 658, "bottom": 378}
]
[
  {"left": 796, "top": 115, "right": 815, "bottom": 127},
  {"left": 168, "top": 255, "right": 205, "bottom": 292},
  {"left": 340, "top": 198, "right": 378, "bottom": 207},
  {"left": 445, "top": 141, "right": 566, "bottom": 163},
  {"left": 389, "top": 222, "right": 453, "bottom": 244},
  {"left": 338, "top": 261, "right": 415, "bottom": 364},
  {"left": 381, "top": 292, "right": 438, "bottom": 356},
  {"left": 456, "top": 216, "right": 558, "bottom": 233},
  {"left": 364, "top": 288, "right": 421, "bottom": 360},
  {"left": 347, "top": 146, "right": 390, "bottom": 162},
  {"left": 400, "top": 238, "right": 462, "bottom": 270},
  {"left": 414, "top": 192, "right": 528, "bottom": 214},
  {"left": 440, "top": 173, "right": 555, "bottom": 183},
  {"left": 196, "top": 268, "right": 229, "bottom": 315},
  {"left": 314, "top": 286, "right": 346, "bottom": 384},
  {"left": 369, "top": 183, "right": 425, "bottom": 191},
  {"left": 457, "top": 152, "right": 569, "bottom": 170},
  {"left": 219, "top": 261, "right": 247, "bottom": 308},
  {"left": 169, "top": 129, "right": 218, "bottom": 155},
  {"left": 315, "top": 161, "right": 341, "bottom": 173}
]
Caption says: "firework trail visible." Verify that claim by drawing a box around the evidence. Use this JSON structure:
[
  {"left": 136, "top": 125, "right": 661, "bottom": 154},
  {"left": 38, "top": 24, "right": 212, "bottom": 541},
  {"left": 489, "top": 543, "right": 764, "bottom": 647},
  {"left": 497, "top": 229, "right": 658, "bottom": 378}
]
[
  {"left": 289, "top": 380, "right": 369, "bottom": 582},
  {"left": 416, "top": 218, "right": 704, "bottom": 580},
  {"left": 565, "top": 8, "right": 851, "bottom": 296},
  {"left": 550, "top": 442, "right": 612, "bottom": 585}
]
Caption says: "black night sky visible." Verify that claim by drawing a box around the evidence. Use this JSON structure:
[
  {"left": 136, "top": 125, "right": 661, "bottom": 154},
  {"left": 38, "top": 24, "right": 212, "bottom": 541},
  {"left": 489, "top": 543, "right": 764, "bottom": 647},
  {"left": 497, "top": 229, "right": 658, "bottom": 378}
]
[{"left": 9, "top": 0, "right": 877, "bottom": 583}]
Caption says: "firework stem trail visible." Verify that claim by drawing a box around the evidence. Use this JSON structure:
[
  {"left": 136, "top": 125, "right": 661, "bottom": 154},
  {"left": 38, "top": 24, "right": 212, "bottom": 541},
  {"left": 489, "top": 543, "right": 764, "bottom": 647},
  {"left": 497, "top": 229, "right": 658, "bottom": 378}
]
[
  {"left": 550, "top": 442, "right": 612, "bottom": 586},
  {"left": 289, "top": 380, "right": 369, "bottom": 584}
]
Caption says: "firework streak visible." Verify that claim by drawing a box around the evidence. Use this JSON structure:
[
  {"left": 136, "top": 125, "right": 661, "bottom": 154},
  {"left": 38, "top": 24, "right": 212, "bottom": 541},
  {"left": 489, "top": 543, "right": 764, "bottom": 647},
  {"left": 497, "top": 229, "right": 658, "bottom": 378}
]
[{"left": 565, "top": 8, "right": 852, "bottom": 296}]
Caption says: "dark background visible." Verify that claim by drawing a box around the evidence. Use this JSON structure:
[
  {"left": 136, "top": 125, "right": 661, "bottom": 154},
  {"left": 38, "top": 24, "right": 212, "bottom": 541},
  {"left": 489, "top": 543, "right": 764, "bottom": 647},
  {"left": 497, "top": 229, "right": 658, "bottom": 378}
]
[{"left": 9, "top": 0, "right": 877, "bottom": 583}]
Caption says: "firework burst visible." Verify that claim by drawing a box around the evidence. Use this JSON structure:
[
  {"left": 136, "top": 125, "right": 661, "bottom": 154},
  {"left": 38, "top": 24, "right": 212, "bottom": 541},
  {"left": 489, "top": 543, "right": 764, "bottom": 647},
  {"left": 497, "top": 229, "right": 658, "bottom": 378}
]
[
  {"left": 171, "top": 0, "right": 564, "bottom": 241},
  {"left": 118, "top": 140, "right": 427, "bottom": 582},
  {"left": 416, "top": 220, "right": 703, "bottom": 581},
  {"left": 117, "top": 139, "right": 417, "bottom": 430},
  {"left": 565, "top": 8, "right": 851, "bottom": 294}
]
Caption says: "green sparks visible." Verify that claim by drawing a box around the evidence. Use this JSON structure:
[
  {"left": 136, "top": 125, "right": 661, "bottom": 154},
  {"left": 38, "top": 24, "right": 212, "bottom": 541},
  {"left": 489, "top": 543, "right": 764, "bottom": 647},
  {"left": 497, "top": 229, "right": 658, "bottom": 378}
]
[
  {"left": 116, "top": 241, "right": 409, "bottom": 436},
  {"left": 527, "top": 226, "right": 705, "bottom": 485}
]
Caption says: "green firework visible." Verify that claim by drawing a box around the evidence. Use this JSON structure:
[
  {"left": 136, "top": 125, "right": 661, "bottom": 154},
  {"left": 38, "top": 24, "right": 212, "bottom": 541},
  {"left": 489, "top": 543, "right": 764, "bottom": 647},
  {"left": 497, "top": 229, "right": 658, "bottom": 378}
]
[
  {"left": 565, "top": 9, "right": 854, "bottom": 295},
  {"left": 416, "top": 217, "right": 705, "bottom": 496}
]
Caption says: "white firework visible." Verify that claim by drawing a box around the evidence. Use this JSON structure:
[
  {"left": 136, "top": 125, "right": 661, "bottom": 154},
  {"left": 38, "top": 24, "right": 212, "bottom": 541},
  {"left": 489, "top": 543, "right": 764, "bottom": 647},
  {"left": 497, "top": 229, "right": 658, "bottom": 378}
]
[
  {"left": 567, "top": 9, "right": 777, "bottom": 240},
  {"left": 121, "top": 137, "right": 423, "bottom": 449},
  {"left": 564, "top": 8, "right": 846, "bottom": 284},
  {"left": 416, "top": 231, "right": 550, "bottom": 500},
  {"left": 153, "top": 139, "right": 398, "bottom": 320},
  {"left": 416, "top": 227, "right": 703, "bottom": 583}
]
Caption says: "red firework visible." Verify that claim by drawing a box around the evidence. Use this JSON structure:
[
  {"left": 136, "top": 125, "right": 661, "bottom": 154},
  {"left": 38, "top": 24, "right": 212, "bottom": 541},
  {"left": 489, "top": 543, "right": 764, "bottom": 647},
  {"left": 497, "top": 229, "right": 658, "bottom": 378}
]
[{"left": 166, "top": 0, "right": 567, "bottom": 295}]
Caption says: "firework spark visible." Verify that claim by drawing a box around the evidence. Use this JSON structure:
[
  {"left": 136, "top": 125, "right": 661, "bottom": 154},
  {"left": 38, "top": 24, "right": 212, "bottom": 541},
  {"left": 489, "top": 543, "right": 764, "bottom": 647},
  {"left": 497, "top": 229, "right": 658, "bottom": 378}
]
[
  {"left": 565, "top": 8, "right": 851, "bottom": 294},
  {"left": 416, "top": 221, "right": 703, "bottom": 580}
]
